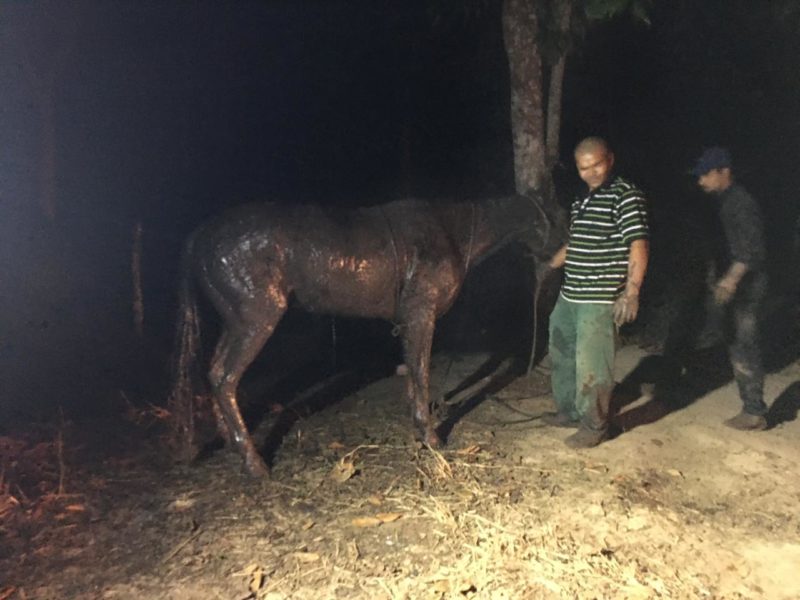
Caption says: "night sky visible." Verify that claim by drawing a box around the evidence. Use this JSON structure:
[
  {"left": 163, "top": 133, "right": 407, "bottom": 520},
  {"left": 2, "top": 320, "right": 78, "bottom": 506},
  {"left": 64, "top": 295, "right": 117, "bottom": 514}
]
[{"left": 1, "top": 1, "right": 799, "bottom": 417}]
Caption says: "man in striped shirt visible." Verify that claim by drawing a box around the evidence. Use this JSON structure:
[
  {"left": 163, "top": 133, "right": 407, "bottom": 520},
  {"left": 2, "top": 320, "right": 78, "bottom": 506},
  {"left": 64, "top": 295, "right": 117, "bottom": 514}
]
[{"left": 546, "top": 137, "right": 649, "bottom": 448}]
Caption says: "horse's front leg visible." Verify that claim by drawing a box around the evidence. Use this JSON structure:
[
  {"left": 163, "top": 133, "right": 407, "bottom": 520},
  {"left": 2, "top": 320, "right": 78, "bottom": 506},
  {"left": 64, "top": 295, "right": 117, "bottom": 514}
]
[{"left": 400, "top": 309, "right": 442, "bottom": 448}]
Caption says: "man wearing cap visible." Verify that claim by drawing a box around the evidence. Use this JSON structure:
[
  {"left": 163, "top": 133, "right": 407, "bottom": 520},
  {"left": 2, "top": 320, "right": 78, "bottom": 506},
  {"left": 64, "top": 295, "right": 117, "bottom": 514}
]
[
  {"left": 546, "top": 137, "right": 649, "bottom": 448},
  {"left": 693, "top": 146, "right": 769, "bottom": 430}
]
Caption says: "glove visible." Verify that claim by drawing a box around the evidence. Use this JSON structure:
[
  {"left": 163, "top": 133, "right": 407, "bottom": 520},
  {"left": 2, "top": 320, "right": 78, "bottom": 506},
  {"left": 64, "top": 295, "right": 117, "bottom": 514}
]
[
  {"left": 613, "top": 294, "right": 640, "bottom": 326},
  {"left": 713, "top": 279, "right": 736, "bottom": 305}
]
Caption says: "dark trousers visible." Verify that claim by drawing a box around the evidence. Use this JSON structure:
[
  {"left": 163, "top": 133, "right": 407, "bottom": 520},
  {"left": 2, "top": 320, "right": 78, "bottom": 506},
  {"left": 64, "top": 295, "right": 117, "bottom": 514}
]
[
  {"left": 727, "top": 272, "right": 768, "bottom": 416},
  {"left": 661, "top": 270, "right": 767, "bottom": 416}
]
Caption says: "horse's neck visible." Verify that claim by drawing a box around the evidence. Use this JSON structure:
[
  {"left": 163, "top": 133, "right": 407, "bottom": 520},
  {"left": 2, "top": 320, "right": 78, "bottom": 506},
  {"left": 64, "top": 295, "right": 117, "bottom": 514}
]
[
  {"left": 469, "top": 197, "right": 528, "bottom": 264},
  {"left": 457, "top": 203, "right": 479, "bottom": 270}
]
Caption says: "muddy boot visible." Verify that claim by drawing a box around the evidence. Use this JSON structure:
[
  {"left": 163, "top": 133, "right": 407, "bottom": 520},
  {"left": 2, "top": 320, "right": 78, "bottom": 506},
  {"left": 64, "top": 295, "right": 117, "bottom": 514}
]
[
  {"left": 724, "top": 411, "right": 767, "bottom": 431},
  {"left": 541, "top": 412, "right": 579, "bottom": 428},
  {"left": 564, "top": 425, "right": 608, "bottom": 449}
]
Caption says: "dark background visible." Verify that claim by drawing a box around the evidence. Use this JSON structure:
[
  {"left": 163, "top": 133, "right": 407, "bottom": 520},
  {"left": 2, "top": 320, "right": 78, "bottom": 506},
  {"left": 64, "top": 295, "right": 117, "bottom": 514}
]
[{"left": 1, "top": 1, "right": 799, "bottom": 420}]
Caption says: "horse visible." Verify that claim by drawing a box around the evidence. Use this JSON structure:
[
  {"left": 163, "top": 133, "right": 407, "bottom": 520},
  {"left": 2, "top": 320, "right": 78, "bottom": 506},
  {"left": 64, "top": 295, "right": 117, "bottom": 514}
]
[{"left": 169, "top": 194, "right": 563, "bottom": 477}]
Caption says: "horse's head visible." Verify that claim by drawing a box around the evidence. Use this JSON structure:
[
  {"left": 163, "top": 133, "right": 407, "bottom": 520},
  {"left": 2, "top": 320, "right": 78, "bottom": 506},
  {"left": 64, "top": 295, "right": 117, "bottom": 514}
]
[{"left": 513, "top": 192, "right": 568, "bottom": 263}]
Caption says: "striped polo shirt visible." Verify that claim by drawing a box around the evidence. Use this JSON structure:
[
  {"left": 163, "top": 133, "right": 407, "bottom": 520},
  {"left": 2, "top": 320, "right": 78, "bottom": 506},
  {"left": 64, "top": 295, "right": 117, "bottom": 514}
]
[{"left": 562, "top": 175, "right": 649, "bottom": 303}]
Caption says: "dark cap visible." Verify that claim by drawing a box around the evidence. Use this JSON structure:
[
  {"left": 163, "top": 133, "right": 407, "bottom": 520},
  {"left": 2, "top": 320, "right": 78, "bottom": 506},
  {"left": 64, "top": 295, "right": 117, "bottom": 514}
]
[{"left": 692, "top": 146, "right": 732, "bottom": 176}]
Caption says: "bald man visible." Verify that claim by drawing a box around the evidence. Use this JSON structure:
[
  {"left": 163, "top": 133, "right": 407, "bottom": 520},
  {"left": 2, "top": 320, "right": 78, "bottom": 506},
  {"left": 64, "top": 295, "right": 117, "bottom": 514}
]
[{"left": 546, "top": 137, "right": 649, "bottom": 448}]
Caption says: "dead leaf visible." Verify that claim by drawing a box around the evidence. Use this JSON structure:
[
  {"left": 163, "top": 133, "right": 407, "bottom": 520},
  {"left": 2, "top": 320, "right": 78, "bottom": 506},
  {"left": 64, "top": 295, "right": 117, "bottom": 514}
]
[
  {"left": 666, "top": 468, "right": 683, "bottom": 478},
  {"left": 0, "top": 587, "right": 16, "bottom": 600},
  {"left": 328, "top": 441, "right": 346, "bottom": 450},
  {"left": 376, "top": 512, "right": 402, "bottom": 523},
  {"left": 366, "top": 494, "right": 383, "bottom": 506},
  {"left": 170, "top": 498, "right": 196, "bottom": 511},
  {"left": 249, "top": 567, "right": 264, "bottom": 593},
  {"left": 235, "top": 563, "right": 265, "bottom": 594},
  {"left": 330, "top": 459, "right": 357, "bottom": 483},
  {"left": 292, "top": 551, "right": 320, "bottom": 562},
  {"left": 351, "top": 516, "right": 383, "bottom": 528},
  {"left": 0, "top": 495, "right": 20, "bottom": 518}
]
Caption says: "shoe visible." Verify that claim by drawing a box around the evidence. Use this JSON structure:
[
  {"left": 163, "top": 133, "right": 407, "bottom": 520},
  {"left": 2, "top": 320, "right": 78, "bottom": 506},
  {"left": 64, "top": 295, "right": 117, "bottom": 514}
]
[
  {"left": 541, "top": 412, "right": 579, "bottom": 428},
  {"left": 724, "top": 411, "right": 767, "bottom": 431},
  {"left": 565, "top": 426, "right": 608, "bottom": 449}
]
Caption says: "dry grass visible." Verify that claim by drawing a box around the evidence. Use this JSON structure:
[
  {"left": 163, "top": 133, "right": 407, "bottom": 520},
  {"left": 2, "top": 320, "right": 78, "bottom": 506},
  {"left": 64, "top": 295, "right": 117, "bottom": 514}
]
[
  {"left": 214, "top": 440, "right": 713, "bottom": 600},
  {"left": 4, "top": 354, "right": 799, "bottom": 599}
]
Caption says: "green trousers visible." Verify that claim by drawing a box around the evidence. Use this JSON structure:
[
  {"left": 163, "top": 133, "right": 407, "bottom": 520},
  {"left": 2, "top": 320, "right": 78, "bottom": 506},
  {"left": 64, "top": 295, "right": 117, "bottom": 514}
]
[{"left": 548, "top": 296, "right": 616, "bottom": 430}]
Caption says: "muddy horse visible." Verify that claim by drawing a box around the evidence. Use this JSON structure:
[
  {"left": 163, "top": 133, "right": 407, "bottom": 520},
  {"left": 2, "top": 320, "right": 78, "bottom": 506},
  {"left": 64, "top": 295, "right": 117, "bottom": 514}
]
[{"left": 170, "top": 195, "right": 562, "bottom": 476}]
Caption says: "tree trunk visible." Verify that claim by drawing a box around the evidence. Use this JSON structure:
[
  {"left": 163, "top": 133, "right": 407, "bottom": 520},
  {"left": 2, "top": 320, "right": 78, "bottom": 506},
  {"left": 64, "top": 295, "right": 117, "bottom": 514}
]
[
  {"left": 9, "top": 1, "right": 82, "bottom": 221},
  {"left": 545, "top": 55, "right": 566, "bottom": 168},
  {"left": 546, "top": 0, "right": 572, "bottom": 170},
  {"left": 502, "top": 0, "right": 547, "bottom": 195}
]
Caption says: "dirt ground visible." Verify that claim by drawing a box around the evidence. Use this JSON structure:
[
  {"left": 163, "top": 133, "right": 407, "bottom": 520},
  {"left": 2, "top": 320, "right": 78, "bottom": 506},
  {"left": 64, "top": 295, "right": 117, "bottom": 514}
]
[{"left": 2, "top": 342, "right": 800, "bottom": 600}]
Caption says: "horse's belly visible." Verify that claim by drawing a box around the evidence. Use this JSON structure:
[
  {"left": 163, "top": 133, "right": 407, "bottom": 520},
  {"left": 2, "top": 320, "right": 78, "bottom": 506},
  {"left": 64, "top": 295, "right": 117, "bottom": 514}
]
[{"left": 292, "top": 266, "right": 396, "bottom": 318}]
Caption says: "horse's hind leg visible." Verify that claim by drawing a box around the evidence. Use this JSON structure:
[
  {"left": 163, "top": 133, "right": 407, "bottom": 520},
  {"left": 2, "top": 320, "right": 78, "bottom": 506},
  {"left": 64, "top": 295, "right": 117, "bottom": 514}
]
[
  {"left": 400, "top": 309, "right": 442, "bottom": 448},
  {"left": 210, "top": 310, "right": 285, "bottom": 477},
  {"left": 208, "top": 330, "right": 233, "bottom": 443}
]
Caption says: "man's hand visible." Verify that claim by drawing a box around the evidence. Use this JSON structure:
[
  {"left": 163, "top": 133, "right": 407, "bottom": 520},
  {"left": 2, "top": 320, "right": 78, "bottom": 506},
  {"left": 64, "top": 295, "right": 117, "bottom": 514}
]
[
  {"left": 613, "top": 293, "right": 640, "bottom": 326},
  {"left": 713, "top": 278, "right": 737, "bottom": 305},
  {"left": 714, "top": 262, "right": 747, "bottom": 305},
  {"left": 617, "top": 240, "right": 647, "bottom": 326}
]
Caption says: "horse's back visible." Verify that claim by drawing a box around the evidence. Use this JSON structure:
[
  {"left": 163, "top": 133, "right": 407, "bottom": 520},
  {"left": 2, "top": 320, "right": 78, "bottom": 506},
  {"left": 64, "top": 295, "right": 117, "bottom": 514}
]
[{"left": 188, "top": 201, "right": 430, "bottom": 318}]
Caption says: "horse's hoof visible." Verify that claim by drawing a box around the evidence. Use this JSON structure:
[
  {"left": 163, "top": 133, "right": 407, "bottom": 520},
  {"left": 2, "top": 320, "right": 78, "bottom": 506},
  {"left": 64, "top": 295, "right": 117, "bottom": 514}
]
[
  {"left": 244, "top": 455, "right": 270, "bottom": 478},
  {"left": 424, "top": 431, "right": 443, "bottom": 448},
  {"left": 166, "top": 434, "right": 203, "bottom": 464}
]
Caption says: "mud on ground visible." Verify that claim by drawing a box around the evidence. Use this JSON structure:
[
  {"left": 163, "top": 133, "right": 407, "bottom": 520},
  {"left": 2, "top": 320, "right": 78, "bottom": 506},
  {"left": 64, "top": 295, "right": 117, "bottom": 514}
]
[{"left": 2, "top": 345, "right": 800, "bottom": 600}]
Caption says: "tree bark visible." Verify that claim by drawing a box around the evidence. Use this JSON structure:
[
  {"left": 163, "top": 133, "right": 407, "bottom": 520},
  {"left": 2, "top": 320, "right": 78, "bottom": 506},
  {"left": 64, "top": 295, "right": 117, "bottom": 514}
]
[
  {"left": 545, "top": 55, "right": 566, "bottom": 167},
  {"left": 545, "top": 0, "right": 572, "bottom": 169},
  {"left": 502, "top": 0, "right": 547, "bottom": 195},
  {"left": 10, "top": 1, "right": 81, "bottom": 221}
]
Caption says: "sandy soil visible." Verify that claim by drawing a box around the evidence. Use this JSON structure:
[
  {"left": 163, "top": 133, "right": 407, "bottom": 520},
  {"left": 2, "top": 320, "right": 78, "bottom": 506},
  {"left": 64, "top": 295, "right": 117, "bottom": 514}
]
[{"left": 1, "top": 343, "right": 799, "bottom": 600}]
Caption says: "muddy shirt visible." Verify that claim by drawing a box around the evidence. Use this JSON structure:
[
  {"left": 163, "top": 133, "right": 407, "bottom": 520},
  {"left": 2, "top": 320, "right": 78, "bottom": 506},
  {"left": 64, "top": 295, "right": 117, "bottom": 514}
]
[
  {"left": 562, "top": 175, "right": 649, "bottom": 303},
  {"left": 718, "top": 183, "right": 766, "bottom": 272}
]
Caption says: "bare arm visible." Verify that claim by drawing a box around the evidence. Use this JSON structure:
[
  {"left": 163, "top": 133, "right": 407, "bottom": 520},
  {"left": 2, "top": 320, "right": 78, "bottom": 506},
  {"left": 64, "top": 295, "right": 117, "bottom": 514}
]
[
  {"left": 714, "top": 261, "right": 748, "bottom": 304},
  {"left": 549, "top": 244, "right": 568, "bottom": 269},
  {"left": 624, "top": 239, "right": 649, "bottom": 299},
  {"left": 614, "top": 239, "right": 649, "bottom": 325},
  {"left": 719, "top": 261, "right": 748, "bottom": 289}
]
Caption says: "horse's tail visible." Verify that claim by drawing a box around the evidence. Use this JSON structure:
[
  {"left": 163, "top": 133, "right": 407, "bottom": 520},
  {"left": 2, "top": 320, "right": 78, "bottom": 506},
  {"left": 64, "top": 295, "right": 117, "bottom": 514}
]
[{"left": 167, "top": 234, "right": 203, "bottom": 460}]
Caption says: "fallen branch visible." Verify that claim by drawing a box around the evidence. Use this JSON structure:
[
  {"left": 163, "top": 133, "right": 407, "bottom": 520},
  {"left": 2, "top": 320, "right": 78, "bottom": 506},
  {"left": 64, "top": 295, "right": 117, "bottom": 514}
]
[{"left": 162, "top": 528, "right": 202, "bottom": 563}]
